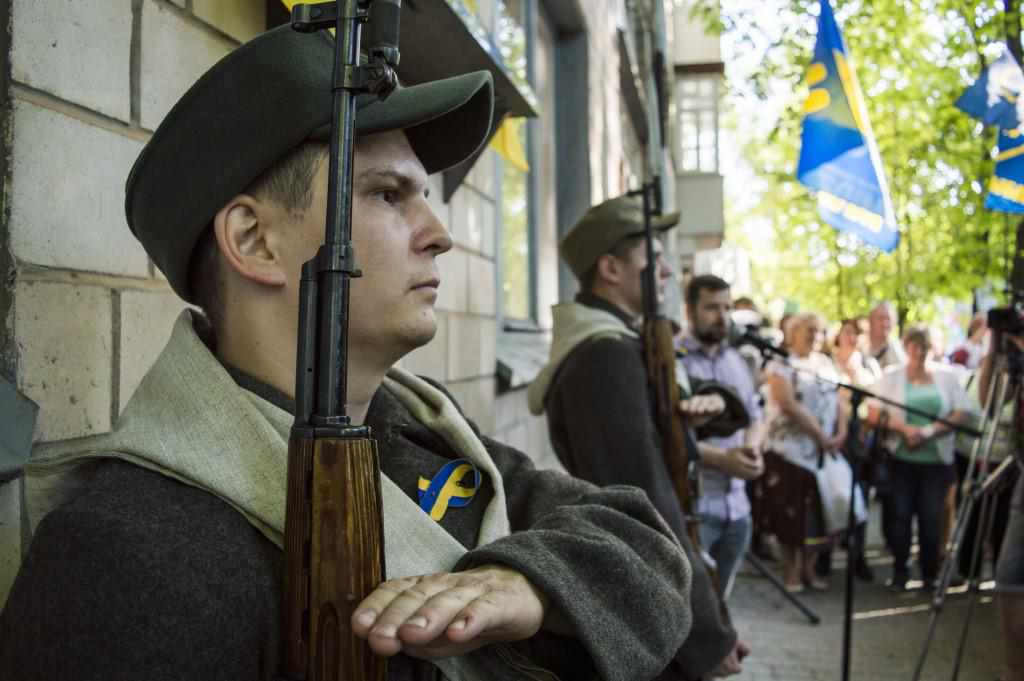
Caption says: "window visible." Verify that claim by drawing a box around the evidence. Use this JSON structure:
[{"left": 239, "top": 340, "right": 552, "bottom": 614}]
[
  {"left": 678, "top": 74, "right": 720, "bottom": 173},
  {"left": 498, "top": 0, "right": 536, "bottom": 323},
  {"left": 501, "top": 129, "right": 532, "bottom": 320}
]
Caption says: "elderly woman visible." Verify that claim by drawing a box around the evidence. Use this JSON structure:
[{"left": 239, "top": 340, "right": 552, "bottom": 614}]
[
  {"left": 764, "top": 312, "right": 847, "bottom": 592},
  {"left": 833, "top": 317, "right": 882, "bottom": 389},
  {"left": 868, "top": 324, "right": 976, "bottom": 591}
]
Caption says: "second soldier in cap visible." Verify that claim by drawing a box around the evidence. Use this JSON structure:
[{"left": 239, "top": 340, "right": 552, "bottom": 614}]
[{"left": 529, "top": 194, "right": 753, "bottom": 679}]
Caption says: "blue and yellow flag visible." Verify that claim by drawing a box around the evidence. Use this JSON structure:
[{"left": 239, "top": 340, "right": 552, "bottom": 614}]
[
  {"left": 986, "top": 128, "right": 1024, "bottom": 213},
  {"left": 797, "top": 0, "right": 898, "bottom": 252},
  {"left": 955, "top": 45, "right": 1024, "bottom": 131}
]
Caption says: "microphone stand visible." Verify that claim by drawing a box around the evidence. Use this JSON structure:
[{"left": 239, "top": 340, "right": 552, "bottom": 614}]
[{"left": 747, "top": 342, "right": 981, "bottom": 681}]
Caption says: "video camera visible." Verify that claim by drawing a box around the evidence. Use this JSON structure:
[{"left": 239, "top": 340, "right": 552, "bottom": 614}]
[{"left": 988, "top": 303, "right": 1024, "bottom": 336}]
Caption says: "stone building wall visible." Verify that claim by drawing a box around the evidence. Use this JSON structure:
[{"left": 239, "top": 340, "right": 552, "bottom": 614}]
[{"left": 0, "top": 0, "right": 265, "bottom": 600}]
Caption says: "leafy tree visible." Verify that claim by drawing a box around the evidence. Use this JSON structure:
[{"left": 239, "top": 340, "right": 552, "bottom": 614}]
[{"left": 690, "top": 0, "right": 1020, "bottom": 325}]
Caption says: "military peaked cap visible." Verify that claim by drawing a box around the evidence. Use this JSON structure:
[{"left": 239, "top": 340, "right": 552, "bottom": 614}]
[{"left": 125, "top": 24, "right": 494, "bottom": 303}]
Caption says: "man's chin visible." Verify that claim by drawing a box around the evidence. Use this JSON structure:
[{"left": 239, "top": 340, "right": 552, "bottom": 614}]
[
  {"left": 696, "top": 330, "right": 727, "bottom": 344},
  {"left": 407, "top": 326, "right": 437, "bottom": 350},
  {"left": 400, "top": 314, "right": 438, "bottom": 353}
]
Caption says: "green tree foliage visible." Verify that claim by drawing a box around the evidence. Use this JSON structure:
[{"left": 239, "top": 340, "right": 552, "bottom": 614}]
[{"left": 692, "top": 0, "right": 1019, "bottom": 324}]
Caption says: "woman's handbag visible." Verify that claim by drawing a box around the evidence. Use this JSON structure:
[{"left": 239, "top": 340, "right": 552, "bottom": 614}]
[{"left": 815, "top": 452, "right": 868, "bottom": 534}]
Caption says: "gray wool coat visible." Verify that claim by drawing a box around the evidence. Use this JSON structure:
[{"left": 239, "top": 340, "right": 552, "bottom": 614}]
[{"left": 0, "top": 369, "right": 695, "bottom": 681}]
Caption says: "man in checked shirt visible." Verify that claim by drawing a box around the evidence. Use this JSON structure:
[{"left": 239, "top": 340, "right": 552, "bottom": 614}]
[{"left": 680, "top": 274, "right": 766, "bottom": 598}]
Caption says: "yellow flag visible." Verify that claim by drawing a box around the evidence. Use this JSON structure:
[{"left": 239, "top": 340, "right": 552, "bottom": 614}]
[{"left": 490, "top": 117, "right": 530, "bottom": 172}]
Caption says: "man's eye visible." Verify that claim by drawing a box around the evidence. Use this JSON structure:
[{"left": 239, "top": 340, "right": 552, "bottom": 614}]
[{"left": 375, "top": 189, "right": 399, "bottom": 205}]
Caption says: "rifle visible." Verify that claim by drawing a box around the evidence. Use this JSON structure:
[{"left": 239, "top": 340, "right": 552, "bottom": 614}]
[
  {"left": 627, "top": 0, "right": 707, "bottom": 568},
  {"left": 281, "top": 2, "right": 400, "bottom": 679},
  {"left": 630, "top": 182, "right": 706, "bottom": 559},
  {"left": 631, "top": 0, "right": 728, "bottom": 606}
]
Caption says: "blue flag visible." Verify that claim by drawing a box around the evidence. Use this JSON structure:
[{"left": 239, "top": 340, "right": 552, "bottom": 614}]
[
  {"left": 956, "top": 46, "right": 1024, "bottom": 131},
  {"left": 986, "top": 128, "right": 1024, "bottom": 213},
  {"left": 796, "top": 0, "right": 898, "bottom": 252}
]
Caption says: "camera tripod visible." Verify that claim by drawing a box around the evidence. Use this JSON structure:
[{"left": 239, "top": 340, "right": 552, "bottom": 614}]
[{"left": 911, "top": 351, "right": 1022, "bottom": 681}]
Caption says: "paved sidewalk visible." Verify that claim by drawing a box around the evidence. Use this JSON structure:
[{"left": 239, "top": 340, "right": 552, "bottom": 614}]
[{"left": 729, "top": 545, "right": 1003, "bottom": 681}]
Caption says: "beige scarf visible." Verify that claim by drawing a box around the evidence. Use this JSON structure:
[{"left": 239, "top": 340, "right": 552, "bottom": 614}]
[
  {"left": 23, "top": 311, "right": 524, "bottom": 681},
  {"left": 527, "top": 301, "right": 690, "bottom": 415}
]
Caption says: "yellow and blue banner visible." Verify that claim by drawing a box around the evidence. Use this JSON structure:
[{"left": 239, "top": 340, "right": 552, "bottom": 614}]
[
  {"left": 955, "top": 45, "right": 1024, "bottom": 131},
  {"left": 796, "top": 0, "right": 898, "bottom": 252},
  {"left": 986, "top": 128, "right": 1024, "bottom": 213},
  {"left": 954, "top": 45, "right": 1024, "bottom": 214}
]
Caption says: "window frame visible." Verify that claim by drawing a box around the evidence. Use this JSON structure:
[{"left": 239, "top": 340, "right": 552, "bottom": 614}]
[
  {"left": 677, "top": 73, "right": 721, "bottom": 175},
  {"left": 496, "top": 0, "right": 542, "bottom": 330}
]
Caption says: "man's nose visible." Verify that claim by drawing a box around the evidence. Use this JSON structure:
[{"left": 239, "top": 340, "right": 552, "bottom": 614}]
[
  {"left": 656, "top": 254, "right": 672, "bottom": 279},
  {"left": 415, "top": 200, "right": 453, "bottom": 256}
]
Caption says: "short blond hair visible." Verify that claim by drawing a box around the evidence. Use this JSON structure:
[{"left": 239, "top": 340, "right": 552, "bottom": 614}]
[{"left": 784, "top": 311, "right": 824, "bottom": 345}]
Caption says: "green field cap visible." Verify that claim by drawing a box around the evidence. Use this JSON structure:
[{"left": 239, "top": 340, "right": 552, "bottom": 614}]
[
  {"left": 559, "top": 194, "right": 680, "bottom": 279},
  {"left": 125, "top": 24, "right": 494, "bottom": 303}
]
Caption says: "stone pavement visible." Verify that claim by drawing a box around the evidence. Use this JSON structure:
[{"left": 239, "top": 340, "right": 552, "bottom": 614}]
[{"left": 729, "top": 544, "right": 1003, "bottom": 681}]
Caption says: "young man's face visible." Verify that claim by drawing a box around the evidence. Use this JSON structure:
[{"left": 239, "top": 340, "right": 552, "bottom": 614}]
[
  {"left": 612, "top": 236, "right": 671, "bottom": 317},
  {"left": 285, "top": 130, "right": 452, "bottom": 360},
  {"left": 688, "top": 287, "right": 731, "bottom": 345}
]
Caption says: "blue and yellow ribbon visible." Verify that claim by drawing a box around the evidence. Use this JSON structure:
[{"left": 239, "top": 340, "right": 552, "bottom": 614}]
[{"left": 417, "top": 459, "right": 480, "bottom": 522}]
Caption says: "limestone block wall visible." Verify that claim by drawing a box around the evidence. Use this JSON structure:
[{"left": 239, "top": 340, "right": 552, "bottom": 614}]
[
  {"left": 7, "top": 0, "right": 261, "bottom": 443},
  {"left": 0, "top": 0, "right": 266, "bottom": 600}
]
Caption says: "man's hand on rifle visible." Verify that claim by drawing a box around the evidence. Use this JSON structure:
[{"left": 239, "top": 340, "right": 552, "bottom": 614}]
[
  {"left": 678, "top": 393, "right": 726, "bottom": 427},
  {"left": 352, "top": 565, "right": 552, "bottom": 659}
]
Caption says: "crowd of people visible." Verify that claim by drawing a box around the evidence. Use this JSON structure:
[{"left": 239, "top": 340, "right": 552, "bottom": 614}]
[{"left": 710, "top": 298, "right": 1015, "bottom": 596}]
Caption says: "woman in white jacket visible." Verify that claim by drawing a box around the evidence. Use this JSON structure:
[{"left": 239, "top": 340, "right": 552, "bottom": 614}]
[
  {"left": 764, "top": 312, "right": 847, "bottom": 592},
  {"left": 868, "top": 325, "right": 977, "bottom": 591}
]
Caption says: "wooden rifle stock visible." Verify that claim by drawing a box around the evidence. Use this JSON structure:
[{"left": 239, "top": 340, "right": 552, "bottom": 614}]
[
  {"left": 281, "top": 2, "right": 399, "bottom": 679},
  {"left": 283, "top": 431, "right": 385, "bottom": 681},
  {"left": 643, "top": 316, "right": 702, "bottom": 552}
]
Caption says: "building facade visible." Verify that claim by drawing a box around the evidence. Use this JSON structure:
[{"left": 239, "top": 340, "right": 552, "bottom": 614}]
[
  {"left": 671, "top": 0, "right": 726, "bottom": 282},
  {"left": 0, "top": 0, "right": 705, "bottom": 600}
]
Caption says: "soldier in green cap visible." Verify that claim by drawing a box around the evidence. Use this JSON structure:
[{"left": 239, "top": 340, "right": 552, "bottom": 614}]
[
  {"left": 528, "top": 194, "right": 753, "bottom": 679},
  {"left": 0, "top": 25, "right": 698, "bottom": 681}
]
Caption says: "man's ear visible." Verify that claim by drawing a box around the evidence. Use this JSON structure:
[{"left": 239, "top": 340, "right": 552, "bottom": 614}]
[
  {"left": 595, "top": 253, "right": 621, "bottom": 286},
  {"left": 212, "top": 194, "right": 288, "bottom": 288}
]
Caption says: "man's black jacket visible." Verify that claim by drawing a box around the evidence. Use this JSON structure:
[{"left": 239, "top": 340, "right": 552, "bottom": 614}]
[{"left": 544, "top": 293, "right": 739, "bottom": 680}]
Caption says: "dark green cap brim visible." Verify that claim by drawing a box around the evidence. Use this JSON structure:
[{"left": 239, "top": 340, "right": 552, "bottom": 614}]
[
  {"left": 559, "top": 193, "right": 680, "bottom": 279},
  {"left": 125, "top": 25, "right": 494, "bottom": 303}
]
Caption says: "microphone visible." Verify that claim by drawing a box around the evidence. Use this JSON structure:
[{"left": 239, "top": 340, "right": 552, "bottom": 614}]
[{"left": 735, "top": 325, "right": 789, "bottom": 359}]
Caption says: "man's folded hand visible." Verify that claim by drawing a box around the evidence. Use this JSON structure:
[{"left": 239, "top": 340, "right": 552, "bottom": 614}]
[{"left": 352, "top": 565, "right": 547, "bottom": 659}]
